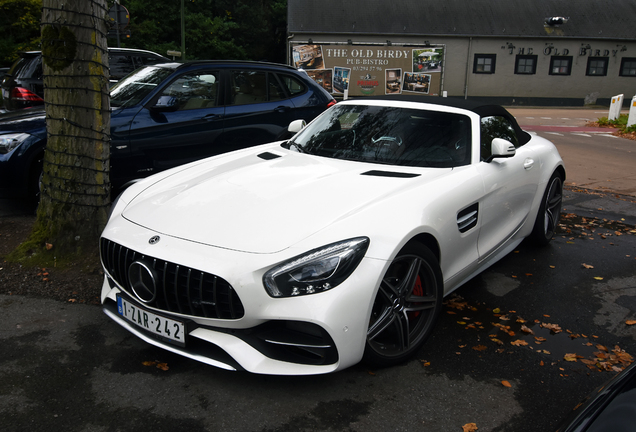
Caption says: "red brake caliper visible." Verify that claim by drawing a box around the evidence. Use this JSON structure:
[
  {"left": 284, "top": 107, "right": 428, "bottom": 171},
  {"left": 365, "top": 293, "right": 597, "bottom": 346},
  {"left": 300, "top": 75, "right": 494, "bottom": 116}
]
[{"left": 408, "top": 275, "right": 423, "bottom": 320}]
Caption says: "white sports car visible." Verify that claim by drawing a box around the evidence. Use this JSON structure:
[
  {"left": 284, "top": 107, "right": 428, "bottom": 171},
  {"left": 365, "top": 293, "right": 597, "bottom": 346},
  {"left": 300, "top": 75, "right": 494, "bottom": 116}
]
[{"left": 100, "top": 96, "right": 565, "bottom": 375}]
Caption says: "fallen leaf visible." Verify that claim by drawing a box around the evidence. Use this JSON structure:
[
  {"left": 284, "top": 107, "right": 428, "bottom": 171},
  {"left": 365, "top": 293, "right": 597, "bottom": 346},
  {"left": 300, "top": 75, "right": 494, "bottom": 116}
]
[
  {"left": 594, "top": 277, "right": 604, "bottom": 281},
  {"left": 501, "top": 380, "right": 512, "bottom": 388},
  {"left": 542, "top": 323, "right": 562, "bottom": 333},
  {"left": 521, "top": 325, "right": 534, "bottom": 334},
  {"left": 582, "top": 263, "right": 594, "bottom": 269},
  {"left": 511, "top": 340, "right": 529, "bottom": 346},
  {"left": 564, "top": 353, "right": 579, "bottom": 362},
  {"left": 156, "top": 363, "right": 169, "bottom": 371},
  {"left": 473, "top": 345, "right": 488, "bottom": 351},
  {"left": 45, "top": 243, "right": 53, "bottom": 250},
  {"left": 462, "top": 423, "right": 478, "bottom": 432},
  {"left": 626, "top": 320, "right": 636, "bottom": 326}
]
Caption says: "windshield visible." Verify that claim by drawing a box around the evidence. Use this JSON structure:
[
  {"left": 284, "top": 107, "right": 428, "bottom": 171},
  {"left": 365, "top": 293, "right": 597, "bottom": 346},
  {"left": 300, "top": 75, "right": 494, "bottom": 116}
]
[
  {"left": 288, "top": 104, "right": 472, "bottom": 168},
  {"left": 110, "top": 65, "right": 174, "bottom": 108}
]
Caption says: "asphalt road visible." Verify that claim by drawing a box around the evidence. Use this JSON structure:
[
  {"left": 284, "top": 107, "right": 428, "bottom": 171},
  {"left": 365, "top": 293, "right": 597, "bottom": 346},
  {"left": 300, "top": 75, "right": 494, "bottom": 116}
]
[{"left": 1, "top": 108, "right": 635, "bottom": 432}]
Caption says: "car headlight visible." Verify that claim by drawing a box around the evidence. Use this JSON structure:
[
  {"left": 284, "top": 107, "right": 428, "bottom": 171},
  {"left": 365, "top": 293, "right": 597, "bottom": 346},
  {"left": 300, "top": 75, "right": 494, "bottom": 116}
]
[
  {"left": 0, "top": 133, "right": 30, "bottom": 154},
  {"left": 263, "top": 237, "right": 369, "bottom": 298}
]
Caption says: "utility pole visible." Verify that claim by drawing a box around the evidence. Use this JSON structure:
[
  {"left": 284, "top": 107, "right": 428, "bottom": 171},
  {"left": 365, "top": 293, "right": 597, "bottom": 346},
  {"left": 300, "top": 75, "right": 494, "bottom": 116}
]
[{"left": 181, "top": 0, "right": 186, "bottom": 61}]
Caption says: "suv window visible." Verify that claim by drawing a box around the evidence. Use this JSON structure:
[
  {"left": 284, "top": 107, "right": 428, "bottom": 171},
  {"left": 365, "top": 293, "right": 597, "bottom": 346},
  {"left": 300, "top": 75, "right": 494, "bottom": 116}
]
[
  {"left": 480, "top": 116, "right": 519, "bottom": 161},
  {"left": 159, "top": 72, "right": 219, "bottom": 110},
  {"left": 9, "top": 55, "right": 42, "bottom": 80},
  {"left": 231, "top": 71, "right": 268, "bottom": 105},
  {"left": 110, "top": 66, "right": 174, "bottom": 108},
  {"left": 109, "top": 54, "right": 137, "bottom": 80},
  {"left": 278, "top": 74, "right": 306, "bottom": 96}
]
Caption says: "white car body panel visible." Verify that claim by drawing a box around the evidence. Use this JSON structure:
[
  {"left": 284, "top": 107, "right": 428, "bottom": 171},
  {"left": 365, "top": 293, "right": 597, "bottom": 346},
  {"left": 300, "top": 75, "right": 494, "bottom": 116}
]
[{"left": 100, "top": 98, "right": 565, "bottom": 374}]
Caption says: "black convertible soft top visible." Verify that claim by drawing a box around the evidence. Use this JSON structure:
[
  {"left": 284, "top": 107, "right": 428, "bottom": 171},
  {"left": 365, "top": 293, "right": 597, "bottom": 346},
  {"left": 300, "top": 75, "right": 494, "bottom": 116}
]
[{"left": 356, "top": 94, "right": 531, "bottom": 145}]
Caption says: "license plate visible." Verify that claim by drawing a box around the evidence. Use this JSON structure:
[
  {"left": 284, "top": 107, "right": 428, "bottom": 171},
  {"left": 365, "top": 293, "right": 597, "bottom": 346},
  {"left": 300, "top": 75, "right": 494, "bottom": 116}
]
[{"left": 117, "top": 295, "right": 186, "bottom": 346}]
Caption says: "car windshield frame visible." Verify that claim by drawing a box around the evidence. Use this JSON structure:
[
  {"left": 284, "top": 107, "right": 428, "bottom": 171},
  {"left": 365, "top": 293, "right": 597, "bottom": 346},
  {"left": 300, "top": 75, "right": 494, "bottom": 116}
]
[
  {"left": 110, "top": 65, "right": 175, "bottom": 109},
  {"left": 287, "top": 103, "right": 472, "bottom": 168}
]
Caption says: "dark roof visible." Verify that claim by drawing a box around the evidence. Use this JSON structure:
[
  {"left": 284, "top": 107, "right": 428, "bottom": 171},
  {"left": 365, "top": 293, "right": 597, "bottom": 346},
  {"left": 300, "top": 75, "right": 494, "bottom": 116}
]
[
  {"left": 351, "top": 94, "right": 530, "bottom": 144},
  {"left": 288, "top": 0, "right": 636, "bottom": 40},
  {"left": 357, "top": 94, "right": 514, "bottom": 120}
]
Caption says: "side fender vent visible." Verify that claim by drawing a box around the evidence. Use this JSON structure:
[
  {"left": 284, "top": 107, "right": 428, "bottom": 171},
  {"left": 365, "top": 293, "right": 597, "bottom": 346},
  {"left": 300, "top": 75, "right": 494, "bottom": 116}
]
[{"left": 457, "top": 203, "right": 479, "bottom": 233}]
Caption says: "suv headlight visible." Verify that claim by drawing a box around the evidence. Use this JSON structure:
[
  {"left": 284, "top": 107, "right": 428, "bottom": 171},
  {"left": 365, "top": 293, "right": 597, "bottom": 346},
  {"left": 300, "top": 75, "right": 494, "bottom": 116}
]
[
  {"left": 263, "top": 237, "right": 369, "bottom": 298},
  {"left": 0, "top": 133, "right": 30, "bottom": 154}
]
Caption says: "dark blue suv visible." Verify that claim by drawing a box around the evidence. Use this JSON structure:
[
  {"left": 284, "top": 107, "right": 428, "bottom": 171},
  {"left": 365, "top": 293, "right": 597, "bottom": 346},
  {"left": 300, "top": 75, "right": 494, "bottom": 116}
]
[{"left": 0, "top": 61, "right": 336, "bottom": 199}]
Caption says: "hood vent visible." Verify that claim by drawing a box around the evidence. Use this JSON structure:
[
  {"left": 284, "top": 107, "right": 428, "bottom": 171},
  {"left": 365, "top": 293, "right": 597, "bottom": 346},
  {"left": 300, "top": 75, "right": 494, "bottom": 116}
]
[
  {"left": 258, "top": 152, "right": 282, "bottom": 160},
  {"left": 361, "top": 170, "right": 420, "bottom": 178}
]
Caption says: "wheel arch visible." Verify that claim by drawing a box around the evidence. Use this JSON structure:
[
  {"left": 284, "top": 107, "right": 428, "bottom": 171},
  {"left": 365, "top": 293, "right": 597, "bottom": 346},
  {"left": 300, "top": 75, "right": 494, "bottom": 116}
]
[{"left": 404, "top": 233, "right": 441, "bottom": 264}]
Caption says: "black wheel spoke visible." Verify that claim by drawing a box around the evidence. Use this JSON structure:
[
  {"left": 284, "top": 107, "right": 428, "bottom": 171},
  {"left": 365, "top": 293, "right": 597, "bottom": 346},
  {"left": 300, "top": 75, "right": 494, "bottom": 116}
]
[{"left": 396, "top": 257, "right": 422, "bottom": 296}]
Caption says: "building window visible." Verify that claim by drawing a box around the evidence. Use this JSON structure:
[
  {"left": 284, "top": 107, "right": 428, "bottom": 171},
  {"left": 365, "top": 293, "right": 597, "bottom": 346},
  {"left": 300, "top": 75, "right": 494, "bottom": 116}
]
[
  {"left": 586, "top": 57, "right": 608, "bottom": 76},
  {"left": 473, "top": 54, "right": 496, "bottom": 74},
  {"left": 549, "top": 56, "right": 572, "bottom": 75},
  {"left": 515, "top": 55, "right": 537, "bottom": 74},
  {"left": 619, "top": 58, "right": 636, "bottom": 76}
]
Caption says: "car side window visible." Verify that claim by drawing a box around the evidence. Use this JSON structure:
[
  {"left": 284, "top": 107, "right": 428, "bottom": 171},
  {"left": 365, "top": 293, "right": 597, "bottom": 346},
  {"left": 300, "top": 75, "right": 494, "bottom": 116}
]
[
  {"left": 278, "top": 74, "right": 306, "bottom": 96},
  {"left": 480, "top": 116, "right": 519, "bottom": 161},
  {"left": 109, "top": 54, "right": 137, "bottom": 80},
  {"left": 139, "top": 55, "right": 166, "bottom": 66},
  {"left": 231, "top": 71, "right": 268, "bottom": 105},
  {"left": 159, "top": 72, "right": 219, "bottom": 110}
]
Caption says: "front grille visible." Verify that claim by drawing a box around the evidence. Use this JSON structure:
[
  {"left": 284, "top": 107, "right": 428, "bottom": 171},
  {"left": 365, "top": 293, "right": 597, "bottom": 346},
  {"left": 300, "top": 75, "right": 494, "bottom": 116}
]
[{"left": 100, "top": 238, "right": 245, "bottom": 320}]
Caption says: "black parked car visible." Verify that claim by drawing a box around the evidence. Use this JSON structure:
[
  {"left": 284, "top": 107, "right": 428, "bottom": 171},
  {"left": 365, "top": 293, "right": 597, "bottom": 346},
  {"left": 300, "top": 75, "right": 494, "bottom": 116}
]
[
  {"left": 0, "top": 60, "right": 336, "bottom": 199},
  {"left": 1, "top": 48, "right": 170, "bottom": 111},
  {"left": 555, "top": 362, "right": 636, "bottom": 432}
]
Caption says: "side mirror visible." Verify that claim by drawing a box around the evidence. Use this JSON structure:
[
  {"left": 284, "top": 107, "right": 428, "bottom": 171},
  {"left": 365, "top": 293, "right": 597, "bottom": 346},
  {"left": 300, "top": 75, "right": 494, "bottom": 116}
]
[
  {"left": 486, "top": 138, "right": 516, "bottom": 162},
  {"left": 151, "top": 95, "right": 179, "bottom": 112},
  {"left": 288, "top": 119, "right": 307, "bottom": 134}
]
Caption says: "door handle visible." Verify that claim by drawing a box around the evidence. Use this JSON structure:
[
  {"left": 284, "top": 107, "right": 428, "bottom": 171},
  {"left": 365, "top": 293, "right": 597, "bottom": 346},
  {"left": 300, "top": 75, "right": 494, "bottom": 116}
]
[
  {"left": 275, "top": 106, "right": 290, "bottom": 113},
  {"left": 523, "top": 158, "right": 534, "bottom": 170},
  {"left": 203, "top": 114, "right": 221, "bottom": 121}
]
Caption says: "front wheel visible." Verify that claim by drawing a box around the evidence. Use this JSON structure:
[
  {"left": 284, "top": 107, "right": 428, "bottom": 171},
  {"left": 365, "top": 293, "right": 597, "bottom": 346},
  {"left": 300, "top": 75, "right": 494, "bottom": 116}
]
[
  {"left": 530, "top": 171, "right": 563, "bottom": 246},
  {"left": 363, "top": 243, "right": 443, "bottom": 367}
]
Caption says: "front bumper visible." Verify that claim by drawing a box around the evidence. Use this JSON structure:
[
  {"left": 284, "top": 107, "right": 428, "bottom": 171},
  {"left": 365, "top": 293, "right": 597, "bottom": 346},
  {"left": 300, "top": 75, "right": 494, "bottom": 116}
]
[{"left": 99, "top": 227, "right": 386, "bottom": 375}]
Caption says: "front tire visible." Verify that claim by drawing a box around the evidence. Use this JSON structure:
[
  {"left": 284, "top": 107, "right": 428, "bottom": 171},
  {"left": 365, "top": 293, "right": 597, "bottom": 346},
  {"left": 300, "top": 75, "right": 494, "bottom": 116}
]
[
  {"left": 364, "top": 243, "right": 443, "bottom": 367},
  {"left": 530, "top": 171, "right": 563, "bottom": 246}
]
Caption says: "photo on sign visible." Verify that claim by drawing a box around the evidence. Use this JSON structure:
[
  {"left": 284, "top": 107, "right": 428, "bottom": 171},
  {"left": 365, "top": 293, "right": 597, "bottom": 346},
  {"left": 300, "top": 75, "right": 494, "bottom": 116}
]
[
  {"left": 306, "top": 69, "right": 333, "bottom": 93},
  {"left": 292, "top": 44, "right": 324, "bottom": 69},
  {"left": 385, "top": 68, "right": 402, "bottom": 94},
  {"left": 402, "top": 72, "right": 431, "bottom": 94},
  {"left": 412, "top": 48, "right": 443, "bottom": 73},
  {"left": 334, "top": 67, "right": 351, "bottom": 94}
]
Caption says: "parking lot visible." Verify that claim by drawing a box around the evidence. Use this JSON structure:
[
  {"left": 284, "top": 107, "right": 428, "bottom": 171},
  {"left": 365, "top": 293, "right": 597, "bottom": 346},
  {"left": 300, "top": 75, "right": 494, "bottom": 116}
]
[{"left": 1, "top": 108, "right": 635, "bottom": 431}]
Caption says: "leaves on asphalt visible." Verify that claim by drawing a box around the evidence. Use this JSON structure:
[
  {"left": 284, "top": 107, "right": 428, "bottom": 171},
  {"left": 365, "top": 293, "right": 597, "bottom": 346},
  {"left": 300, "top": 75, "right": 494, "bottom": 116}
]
[
  {"left": 443, "top": 294, "right": 634, "bottom": 373},
  {"left": 559, "top": 213, "right": 636, "bottom": 242},
  {"left": 142, "top": 360, "right": 170, "bottom": 371}
]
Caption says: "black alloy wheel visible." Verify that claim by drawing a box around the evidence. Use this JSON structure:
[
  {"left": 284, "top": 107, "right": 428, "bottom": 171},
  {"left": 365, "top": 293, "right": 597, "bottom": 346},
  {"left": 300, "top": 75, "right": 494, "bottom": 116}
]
[
  {"left": 364, "top": 243, "right": 442, "bottom": 367},
  {"left": 531, "top": 171, "right": 563, "bottom": 246}
]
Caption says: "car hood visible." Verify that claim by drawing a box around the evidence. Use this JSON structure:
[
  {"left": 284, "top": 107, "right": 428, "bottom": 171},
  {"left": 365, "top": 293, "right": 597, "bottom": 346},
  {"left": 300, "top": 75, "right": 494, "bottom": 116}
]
[
  {"left": 0, "top": 107, "right": 46, "bottom": 134},
  {"left": 122, "top": 148, "right": 448, "bottom": 254}
]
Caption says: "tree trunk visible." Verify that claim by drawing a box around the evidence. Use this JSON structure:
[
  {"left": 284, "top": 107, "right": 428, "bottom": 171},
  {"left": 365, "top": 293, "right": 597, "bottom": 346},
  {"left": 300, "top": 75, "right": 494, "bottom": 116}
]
[{"left": 34, "top": 0, "right": 110, "bottom": 259}]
